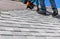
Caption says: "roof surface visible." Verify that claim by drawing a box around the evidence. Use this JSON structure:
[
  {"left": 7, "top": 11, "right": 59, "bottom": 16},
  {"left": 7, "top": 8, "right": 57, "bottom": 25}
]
[{"left": 0, "top": 1, "right": 60, "bottom": 39}]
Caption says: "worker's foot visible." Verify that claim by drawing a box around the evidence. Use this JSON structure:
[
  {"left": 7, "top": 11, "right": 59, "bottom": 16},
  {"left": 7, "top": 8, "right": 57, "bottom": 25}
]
[
  {"left": 52, "top": 11, "right": 58, "bottom": 17},
  {"left": 37, "top": 10, "right": 46, "bottom": 15}
]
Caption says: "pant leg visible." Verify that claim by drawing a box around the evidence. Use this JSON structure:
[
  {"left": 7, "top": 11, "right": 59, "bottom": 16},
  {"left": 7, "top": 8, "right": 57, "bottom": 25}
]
[
  {"left": 40, "top": 0, "right": 46, "bottom": 12},
  {"left": 36, "top": 0, "right": 39, "bottom": 9},
  {"left": 50, "top": 0, "right": 58, "bottom": 12}
]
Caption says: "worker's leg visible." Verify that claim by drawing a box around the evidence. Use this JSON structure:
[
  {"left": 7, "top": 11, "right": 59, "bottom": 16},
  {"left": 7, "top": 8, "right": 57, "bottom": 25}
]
[
  {"left": 50, "top": 0, "right": 58, "bottom": 16},
  {"left": 36, "top": 0, "right": 39, "bottom": 11},
  {"left": 37, "top": 0, "right": 46, "bottom": 15},
  {"left": 40, "top": 0, "right": 46, "bottom": 12},
  {"left": 50, "top": 0, "right": 58, "bottom": 12}
]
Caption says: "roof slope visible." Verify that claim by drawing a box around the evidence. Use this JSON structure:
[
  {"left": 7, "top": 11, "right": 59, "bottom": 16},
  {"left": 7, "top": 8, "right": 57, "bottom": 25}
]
[{"left": 0, "top": 1, "right": 60, "bottom": 39}]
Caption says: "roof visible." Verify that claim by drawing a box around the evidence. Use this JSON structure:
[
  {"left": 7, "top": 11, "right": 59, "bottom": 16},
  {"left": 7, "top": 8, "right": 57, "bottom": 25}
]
[{"left": 0, "top": 1, "right": 60, "bottom": 39}]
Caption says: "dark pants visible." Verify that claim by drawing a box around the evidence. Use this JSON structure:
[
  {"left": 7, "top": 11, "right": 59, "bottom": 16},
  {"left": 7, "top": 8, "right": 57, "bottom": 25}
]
[{"left": 40, "top": 0, "right": 58, "bottom": 12}]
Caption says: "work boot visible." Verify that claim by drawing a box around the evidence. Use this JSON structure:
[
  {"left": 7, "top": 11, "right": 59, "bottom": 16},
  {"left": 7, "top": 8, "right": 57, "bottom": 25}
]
[
  {"left": 52, "top": 11, "right": 58, "bottom": 16},
  {"left": 37, "top": 10, "right": 46, "bottom": 15}
]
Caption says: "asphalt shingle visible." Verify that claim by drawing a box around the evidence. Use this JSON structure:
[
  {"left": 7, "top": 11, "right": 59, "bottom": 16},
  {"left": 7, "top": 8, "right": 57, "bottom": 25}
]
[{"left": 0, "top": 1, "right": 60, "bottom": 39}]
